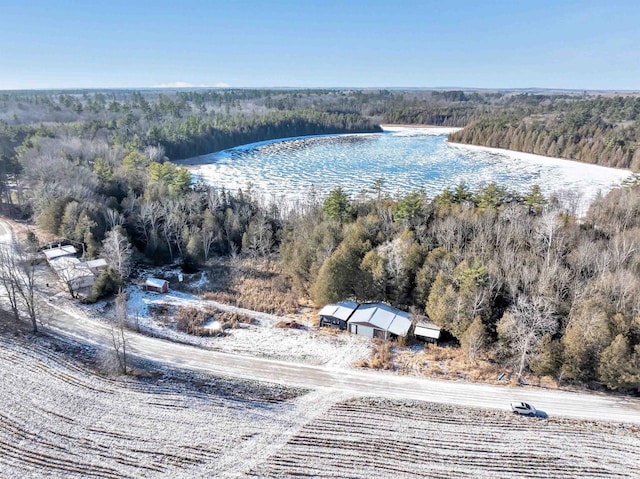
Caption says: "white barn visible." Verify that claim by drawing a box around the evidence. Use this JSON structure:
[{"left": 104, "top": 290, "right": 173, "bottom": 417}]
[{"left": 347, "top": 303, "right": 412, "bottom": 340}]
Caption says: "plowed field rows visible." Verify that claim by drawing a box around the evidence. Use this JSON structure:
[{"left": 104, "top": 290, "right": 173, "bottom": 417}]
[
  {"left": 1, "top": 331, "right": 638, "bottom": 478},
  {"left": 250, "top": 399, "right": 640, "bottom": 478},
  {"left": 0, "top": 334, "right": 301, "bottom": 478}
]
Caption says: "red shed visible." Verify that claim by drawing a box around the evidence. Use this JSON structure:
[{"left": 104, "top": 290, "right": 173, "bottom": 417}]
[{"left": 144, "top": 277, "right": 169, "bottom": 294}]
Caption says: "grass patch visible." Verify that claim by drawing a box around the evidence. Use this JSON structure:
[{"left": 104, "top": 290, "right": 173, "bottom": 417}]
[
  {"left": 149, "top": 304, "right": 254, "bottom": 337},
  {"left": 395, "top": 343, "right": 513, "bottom": 383},
  {"left": 198, "top": 258, "right": 299, "bottom": 315},
  {"left": 354, "top": 339, "right": 395, "bottom": 370}
]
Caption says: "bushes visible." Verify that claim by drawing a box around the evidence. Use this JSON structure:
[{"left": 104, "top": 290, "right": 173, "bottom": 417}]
[
  {"left": 173, "top": 306, "right": 251, "bottom": 336},
  {"left": 355, "top": 339, "right": 395, "bottom": 370},
  {"left": 88, "top": 268, "right": 122, "bottom": 303}
]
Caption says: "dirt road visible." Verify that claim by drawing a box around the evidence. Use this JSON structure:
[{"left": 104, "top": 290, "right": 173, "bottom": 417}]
[
  {"left": 44, "top": 298, "right": 640, "bottom": 424},
  {"left": 2, "top": 218, "right": 639, "bottom": 424}
]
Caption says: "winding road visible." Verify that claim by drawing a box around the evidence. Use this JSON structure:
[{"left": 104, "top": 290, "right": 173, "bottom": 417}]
[{"left": 2, "top": 218, "right": 640, "bottom": 424}]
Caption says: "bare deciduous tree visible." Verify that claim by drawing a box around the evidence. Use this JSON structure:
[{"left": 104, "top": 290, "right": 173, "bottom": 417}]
[
  {"left": 461, "top": 316, "right": 487, "bottom": 364},
  {"left": 103, "top": 208, "right": 124, "bottom": 230},
  {"left": 111, "top": 290, "right": 129, "bottom": 375},
  {"left": 498, "top": 296, "right": 558, "bottom": 379},
  {"left": 538, "top": 211, "right": 560, "bottom": 267},
  {"left": 200, "top": 208, "right": 218, "bottom": 262},
  {"left": 0, "top": 245, "right": 21, "bottom": 320},
  {"left": 242, "top": 213, "right": 273, "bottom": 257},
  {"left": 54, "top": 258, "right": 82, "bottom": 299},
  {"left": 0, "top": 240, "right": 40, "bottom": 332},
  {"left": 101, "top": 226, "right": 132, "bottom": 279}
]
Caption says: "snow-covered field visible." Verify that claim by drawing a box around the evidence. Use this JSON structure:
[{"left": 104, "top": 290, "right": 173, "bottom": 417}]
[
  {"left": 1, "top": 331, "right": 638, "bottom": 479},
  {"left": 119, "top": 286, "right": 371, "bottom": 368},
  {"left": 252, "top": 398, "right": 640, "bottom": 478}
]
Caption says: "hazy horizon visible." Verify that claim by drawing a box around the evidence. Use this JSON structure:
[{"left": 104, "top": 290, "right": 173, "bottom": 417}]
[{"left": 1, "top": 85, "right": 639, "bottom": 94}]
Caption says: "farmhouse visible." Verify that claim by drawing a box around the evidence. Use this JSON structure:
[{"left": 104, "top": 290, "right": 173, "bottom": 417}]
[
  {"left": 347, "top": 303, "right": 413, "bottom": 339},
  {"left": 42, "top": 245, "right": 111, "bottom": 294},
  {"left": 318, "top": 300, "right": 359, "bottom": 330},
  {"left": 318, "top": 301, "right": 441, "bottom": 341},
  {"left": 48, "top": 256, "right": 96, "bottom": 290},
  {"left": 144, "top": 277, "right": 169, "bottom": 294}
]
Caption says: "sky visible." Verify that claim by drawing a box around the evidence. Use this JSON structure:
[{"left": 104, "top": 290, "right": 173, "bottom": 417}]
[{"left": 0, "top": 0, "right": 639, "bottom": 90}]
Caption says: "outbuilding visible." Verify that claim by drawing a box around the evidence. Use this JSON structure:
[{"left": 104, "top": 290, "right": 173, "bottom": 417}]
[
  {"left": 43, "top": 245, "right": 78, "bottom": 262},
  {"left": 144, "top": 277, "right": 169, "bottom": 294},
  {"left": 414, "top": 320, "right": 442, "bottom": 343},
  {"left": 318, "top": 300, "right": 359, "bottom": 330},
  {"left": 347, "top": 302, "right": 412, "bottom": 339},
  {"left": 85, "top": 258, "right": 108, "bottom": 275}
]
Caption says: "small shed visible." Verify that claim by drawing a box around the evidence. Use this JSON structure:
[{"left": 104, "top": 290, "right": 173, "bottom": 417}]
[
  {"left": 318, "top": 300, "right": 359, "bottom": 330},
  {"left": 144, "top": 277, "right": 169, "bottom": 293},
  {"left": 414, "top": 320, "right": 442, "bottom": 343},
  {"left": 85, "top": 258, "right": 108, "bottom": 275},
  {"left": 347, "top": 303, "right": 412, "bottom": 339}
]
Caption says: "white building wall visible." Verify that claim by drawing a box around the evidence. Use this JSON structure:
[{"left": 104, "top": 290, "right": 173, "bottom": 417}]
[
  {"left": 351, "top": 324, "right": 375, "bottom": 338},
  {"left": 71, "top": 275, "right": 96, "bottom": 290}
]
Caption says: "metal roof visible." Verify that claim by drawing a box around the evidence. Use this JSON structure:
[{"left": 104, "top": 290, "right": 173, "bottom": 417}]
[
  {"left": 415, "top": 323, "right": 441, "bottom": 340},
  {"left": 49, "top": 256, "right": 94, "bottom": 280},
  {"left": 318, "top": 300, "right": 359, "bottom": 321},
  {"left": 85, "top": 258, "right": 108, "bottom": 269},
  {"left": 348, "top": 303, "right": 412, "bottom": 337},
  {"left": 43, "top": 245, "right": 77, "bottom": 261},
  {"left": 145, "top": 277, "right": 168, "bottom": 289}
]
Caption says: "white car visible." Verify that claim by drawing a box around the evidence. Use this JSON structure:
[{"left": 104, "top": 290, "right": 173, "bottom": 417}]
[{"left": 510, "top": 401, "right": 536, "bottom": 416}]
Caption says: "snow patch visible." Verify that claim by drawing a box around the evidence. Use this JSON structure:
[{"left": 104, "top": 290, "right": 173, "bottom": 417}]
[{"left": 124, "top": 286, "right": 370, "bottom": 368}]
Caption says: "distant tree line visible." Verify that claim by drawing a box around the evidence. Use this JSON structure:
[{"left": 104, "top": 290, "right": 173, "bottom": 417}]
[{"left": 3, "top": 88, "right": 640, "bottom": 169}]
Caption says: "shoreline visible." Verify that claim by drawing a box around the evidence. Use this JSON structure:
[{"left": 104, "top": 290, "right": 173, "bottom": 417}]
[
  {"left": 446, "top": 140, "right": 634, "bottom": 175},
  {"left": 182, "top": 126, "right": 634, "bottom": 218},
  {"left": 380, "top": 124, "right": 462, "bottom": 135},
  {"left": 384, "top": 124, "right": 634, "bottom": 174}
]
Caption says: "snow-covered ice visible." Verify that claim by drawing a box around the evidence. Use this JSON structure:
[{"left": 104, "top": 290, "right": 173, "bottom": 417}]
[{"left": 180, "top": 126, "right": 634, "bottom": 215}]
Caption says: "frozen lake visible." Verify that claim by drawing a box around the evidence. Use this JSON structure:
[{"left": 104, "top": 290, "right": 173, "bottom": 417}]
[{"left": 180, "top": 126, "right": 633, "bottom": 213}]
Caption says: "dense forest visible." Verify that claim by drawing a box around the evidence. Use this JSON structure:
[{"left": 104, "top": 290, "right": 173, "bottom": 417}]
[
  {"left": 448, "top": 96, "right": 640, "bottom": 170},
  {"left": 0, "top": 88, "right": 639, "bottom": 390},
  {"left": 3, "top": 88, "right": 640, "bottom": 168},
  {"left": 281, "top": 183, "right": 640, "bottom": 390}
]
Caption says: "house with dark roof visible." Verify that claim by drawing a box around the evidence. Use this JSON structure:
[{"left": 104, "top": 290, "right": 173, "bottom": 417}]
[
  {"left": 318, "top": 301, "right": 423, "bottom": 340},
  {"left": 318, "top": 300, "right": 359, "bottom": 330}
]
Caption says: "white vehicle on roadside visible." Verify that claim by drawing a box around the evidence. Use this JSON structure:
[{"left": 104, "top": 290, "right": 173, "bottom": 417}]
[{"left": 510, "top": 401, "right": 537, "bottom": 416}]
